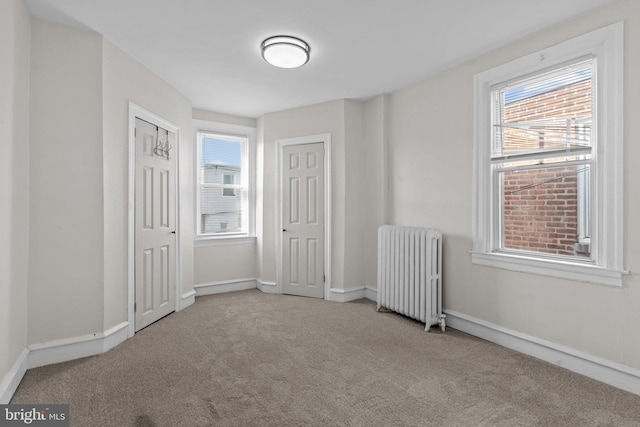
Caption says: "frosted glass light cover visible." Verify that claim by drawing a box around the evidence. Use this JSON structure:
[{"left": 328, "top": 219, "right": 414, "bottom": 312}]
[{"left": 261, "top": 36, "right": 310, "bottom": 68}]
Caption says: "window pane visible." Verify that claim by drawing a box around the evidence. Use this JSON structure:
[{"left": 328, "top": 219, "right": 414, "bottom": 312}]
[
  {"left": 201, "top": 136, "right": 242, "bottom": 185},
  {"left": 199, "top": 132, "right": 246, "bottom": 235},
  {"left": 501, "top": 164, "right": 590, "bottom": 258},
  {"left": 202, "top": 164, "right": 241, "bottom": 185},
  {"left": 493, "top": 60, "right": 593, "bottom": 158},
  {"left": 200, "top": 187, "right": 243, "bottom": 234}
]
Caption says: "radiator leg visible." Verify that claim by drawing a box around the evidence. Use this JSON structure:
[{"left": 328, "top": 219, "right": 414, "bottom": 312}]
[{"left": 438, "top": 314, "right": 447, "bottom": 332}]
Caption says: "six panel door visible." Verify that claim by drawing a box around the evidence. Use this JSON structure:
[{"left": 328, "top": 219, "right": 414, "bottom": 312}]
[
  {"left": 135, "top": 118, "right": 176, "bottom": 331},
  {"left": 282, "top": 143, "right": 325, "bottom": 298}
]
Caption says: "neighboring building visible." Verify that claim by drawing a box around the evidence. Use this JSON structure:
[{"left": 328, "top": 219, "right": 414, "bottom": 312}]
[
  {"left": 200, "top": 163, "right": 242, "bottom": 234},
  {"left": 501, "top": 77, "right": 592, "bottom": 257}
]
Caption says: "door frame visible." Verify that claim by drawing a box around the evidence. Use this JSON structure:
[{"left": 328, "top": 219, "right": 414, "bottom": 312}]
[
  {"left": 276, "top": 133, "right": 331, "bottom": 299},
  {"left": 127, "top": 102, "right": 182, "bottom": 337}
]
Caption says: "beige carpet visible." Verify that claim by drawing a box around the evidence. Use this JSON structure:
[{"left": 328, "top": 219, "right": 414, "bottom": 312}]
[{"left": 11, "top": 289, "right": 640, "bottom": 426}]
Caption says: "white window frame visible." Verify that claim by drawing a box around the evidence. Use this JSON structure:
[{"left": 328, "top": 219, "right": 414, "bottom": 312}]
[
  {"left": 194, "top": 120, "right": 256, "bottom": 245},
  {"left": 472, "top": 22, "right": 625, "bottom": 286}
]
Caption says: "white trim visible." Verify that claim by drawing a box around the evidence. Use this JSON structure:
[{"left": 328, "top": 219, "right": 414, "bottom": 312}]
[
  {"left": 194, "top": 236, "right": 256, "bottom": 247},
  {"left": 180, "top": 290, "right": 196, "bottom": 309},
  {"left": 194, "top": 279, "right": 257, "bottom": 296},
  {"left": 28, "top": 322, "right": 129, "bottom": 370},
  {"left": 329, "top": 286, "right": 367, "bottom": 302},
  {"left": 128, "top": 103, "right": 182, "bottom": 337},
  {"left": 191, "top": 278, "right": 279, "bottom": 296},
  {"left": 471, "top": 251, "right": 627, "bottom": 287},
  {"left": 257, "top": 280, "right": 277, "bottom": 294},
  {"left": 445, "top": 310, "right": 640, "bottom": 396},
  {"left": 102, "top": 322, "right": 130, "bottom": 352},
  {"left": 472, "top": 22, "right": 624, "bottom": 286},
  {"left": 0, "top": 349, "right": 29, "bottom": 404},
  {"left": 276, "top": 133, "right": 332, "bottom": 299},
  {"left": 365, "top": 285, "right": 377, "bottom": 302},
  {"left": 330, "top": 285, "right": 377, "bottom": 303}
]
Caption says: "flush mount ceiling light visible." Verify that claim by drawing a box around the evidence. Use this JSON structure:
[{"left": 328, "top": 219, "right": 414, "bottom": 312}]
[{"left": 261, "top": 35, "right": 310, "bottom": 69}]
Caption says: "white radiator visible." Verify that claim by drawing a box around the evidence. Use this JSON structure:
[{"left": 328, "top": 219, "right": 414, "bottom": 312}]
[{"left": 377, "top": 225, "right": 446, "bottom": 332}]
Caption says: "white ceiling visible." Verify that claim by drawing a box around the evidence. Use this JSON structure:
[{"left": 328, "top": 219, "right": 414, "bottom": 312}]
[{"left": 25, "top": 0, "right": 612, "bottom": 118}]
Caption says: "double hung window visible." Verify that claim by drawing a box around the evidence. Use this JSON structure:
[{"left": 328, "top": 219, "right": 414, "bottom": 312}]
[
  {"left": 196, "top": 121, "right": 255, "bottom": 238},
  {"left": 492, "top": 59, "right": 593, "bottom": 258},
  {"left": 472, "top": 23, "right": 624, "bottom": 285}
]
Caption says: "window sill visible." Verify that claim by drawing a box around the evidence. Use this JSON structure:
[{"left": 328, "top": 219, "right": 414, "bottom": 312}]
[
  {"left": 470, "top": 251, "right": 626, "bottom": 287},
  {"left": 194, "top": 236, "right": 256, "bottom": 247}
]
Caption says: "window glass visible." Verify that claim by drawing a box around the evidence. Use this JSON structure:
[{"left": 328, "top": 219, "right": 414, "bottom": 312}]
[
  {"left": 492, "top": 59, "right": 593, "bottom": 260},
  {"left": 198, "top": 132, "right": 247, "bottom": 235}
]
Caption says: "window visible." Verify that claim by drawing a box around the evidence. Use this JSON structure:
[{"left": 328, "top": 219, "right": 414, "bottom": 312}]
[
  {"left": 222, "top": 175, "right": 236, "bottom": 196},
  {"left": 494, "top": 59, "right": 593, "bottom": 258},
  {"left": 196, "top": 121, "right": 255, "bottom": 238},
  {"left": 472, "top": 23, "right": 624, "bottom": 286}
]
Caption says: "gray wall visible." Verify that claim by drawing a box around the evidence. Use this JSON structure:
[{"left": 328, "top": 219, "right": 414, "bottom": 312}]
[
  {"left": 25, "top": 18, "right": 195, "bottom": 348},
  {"left": 385, "top": 0, "right": 640, "bottom": 368},
  {"left": 259, "top": 100, "right": 370, "bottom": 290},
  {"left": 0, "top": 0, "right": 30, "bottom": 397},
  {"left": 192, "top": 109, "right": 257, "bottom": 287},
  {"left": 102, "top": 38, "right": 193, "bottom": 329},
  {"left": 29, "top": 19, "right": 105, "bottom": 344}
]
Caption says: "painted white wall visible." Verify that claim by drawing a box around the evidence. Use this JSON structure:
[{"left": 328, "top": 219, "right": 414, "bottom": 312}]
[
  {"left": 386, "top": 0, "right": 640, "bottom": 369},
  {"left": 28, "top": 19, "right": 195, "bottom": 344},
  {"left": 194, "top": 244, "right": 257, "bottom": 285},
  {"left": 191, "top": 108, "right": 258, "bottom": 287},
  {"left": 362, "top": 95, "right": 388, "bottom": 291},
  {"left": 29, "top": 19, "right": 105, "bottom": 344},
  {"left": 193, "top": 108, "right": 256, "bottom": 128},
  {"left": 343, "top": 100, "right": 366, "bottom": 289},
  {"left": 0, "top": 0, "right": 30, "bottom": 393},
  {"left": 258, "top": 99, "right": 370, "bottom": 292},
  {"left": 256, "top": 115, "right": 266, "bottom": 283},
  {"left": 260, "top": 100, "right": 347, "bottom": 287},
  {"left": 102, "top": 39, "right": 193, "bottom": 329}
]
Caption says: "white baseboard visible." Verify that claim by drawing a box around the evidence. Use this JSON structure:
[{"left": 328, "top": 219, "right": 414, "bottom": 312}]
[
  {"left": 0, "top": 348, "right": 29, "bottom": 404},
  {"left": 179, "top": 290, "right": 196, "bottom": 310},
  {"left": 445, "top": 309, "right": 640, "bottom": 396},
  {"left": 257, "top": 280, "right": 277, "bottom": 294},
  {"left": 194, "top": 279, "right": 257, "bottom": 297},
  {"left": 28, "top": 321, "right": 129, "bottom": 370},
  {"left": 2, "top": 322, "right": 129, "bottom": 403},
  {"left": 102, "top": 322, "right": 130, "bottom": 353},
  {"left": 365, "top": 285, "right": 377, "bottom": 302},
  {"left": 330, "top": 286, "right": 368, "bottom": 302}
]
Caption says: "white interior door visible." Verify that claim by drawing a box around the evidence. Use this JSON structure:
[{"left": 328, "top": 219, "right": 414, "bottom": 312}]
[
  {"left": 282, "top": 142, "right": 324, "bottom": 298},
  {"left": 135, "top": 118, "right": 176, "bottom": 331}
]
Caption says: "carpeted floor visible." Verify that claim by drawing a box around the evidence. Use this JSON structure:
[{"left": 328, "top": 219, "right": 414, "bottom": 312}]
[{"left": 11, "top": 289, "right": 640, "bottom": 426}]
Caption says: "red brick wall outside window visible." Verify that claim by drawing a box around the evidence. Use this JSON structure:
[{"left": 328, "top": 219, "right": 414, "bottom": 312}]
[{"left": 500, "top": 80, "right": 592, "bottom": 257}]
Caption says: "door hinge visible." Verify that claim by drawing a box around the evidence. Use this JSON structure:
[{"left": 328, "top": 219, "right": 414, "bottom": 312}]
[{"left": 134, "top": 302, "right": 137, "bottom": 312}]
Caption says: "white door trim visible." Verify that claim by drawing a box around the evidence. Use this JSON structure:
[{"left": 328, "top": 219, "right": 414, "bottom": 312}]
[
  {"left": 128, "top": 102, "right": 181, "bottom": 338},
  {"left": 276, "top": 133, "right": 331, "bottom": 299}
]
